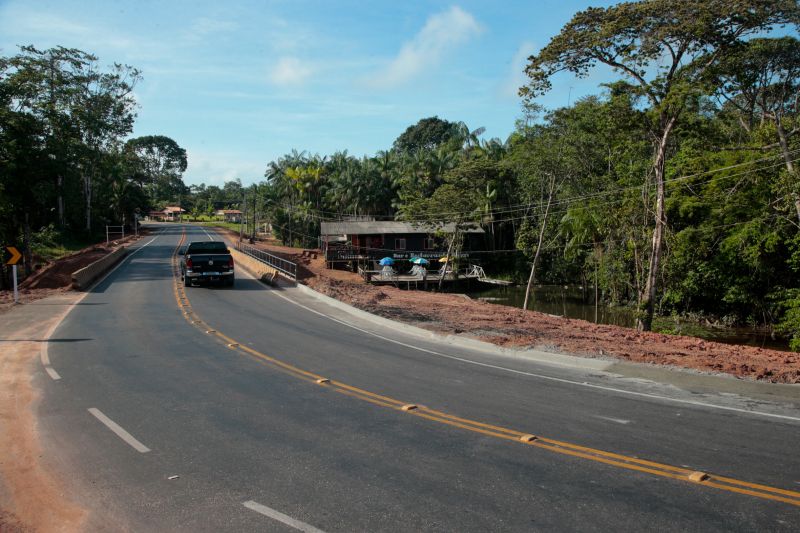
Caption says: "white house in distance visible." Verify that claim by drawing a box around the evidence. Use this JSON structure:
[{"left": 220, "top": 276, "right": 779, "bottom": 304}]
[
  {"left": 215, "top": 209, "right": 243, "bottom": 223},
  {"left": 147, "top": 206, "right": 186, "bottom": 221}
]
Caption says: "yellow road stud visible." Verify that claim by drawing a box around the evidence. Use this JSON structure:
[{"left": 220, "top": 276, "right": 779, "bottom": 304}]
[{"left": 689, "top": 471, "right": 709, "bottom": 483}]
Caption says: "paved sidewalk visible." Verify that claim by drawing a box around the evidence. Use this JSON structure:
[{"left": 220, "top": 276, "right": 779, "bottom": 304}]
[{"left": 0, "top": 292, "right": 83, "bottom": 338}]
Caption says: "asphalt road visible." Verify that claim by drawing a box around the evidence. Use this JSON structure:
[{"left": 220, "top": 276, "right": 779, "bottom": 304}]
[{"left": 39, "top": 224, "right": 800, "bottom": 532}]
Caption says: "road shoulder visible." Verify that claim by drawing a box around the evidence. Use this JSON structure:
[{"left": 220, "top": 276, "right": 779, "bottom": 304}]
[{"left": 0, "top": 294, "right": 87, "bottom": 532}]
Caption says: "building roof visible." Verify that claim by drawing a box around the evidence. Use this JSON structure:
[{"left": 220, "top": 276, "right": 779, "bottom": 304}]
[
  {"left": 320, "top": 221, "right": 484, "bottom": 235},
  {"left": 216, "top": 209, "right": 242, "bottom": 214},
  {"left": 163, "top": 206, "right": 186, "bottom": 213}
]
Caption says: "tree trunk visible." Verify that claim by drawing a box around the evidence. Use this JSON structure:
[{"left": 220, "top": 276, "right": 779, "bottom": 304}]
[
  {"left": 774, "top": 115, "right": 800, "bottom": 225},
  {"left": 83, "top": 172, "right": 92, "bottom": 232},
  {"left": 438, "top": 225, "right": 458, "bottom": 290},
  {"left": 594, "top": 260, "right": 599, "bottom": 324},
  {"left": 523, "top": 175, "right": 556, "bottom": 310},
  {"left": 638, "top": 116, "right": 676, "bottom": 331},
  {"left": 23, "top": 213, "right": 33, "bottom": 275},
  {"left": 57, "top": 175, "right": 65, "bottom": 228}
]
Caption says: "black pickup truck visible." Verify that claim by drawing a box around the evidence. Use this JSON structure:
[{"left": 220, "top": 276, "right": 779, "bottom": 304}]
[{"left": 180, "top": 241, "right": 235, "bottom": 287}]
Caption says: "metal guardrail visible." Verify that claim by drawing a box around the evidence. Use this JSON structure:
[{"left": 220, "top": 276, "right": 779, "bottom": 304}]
[{"left": 235, "top": 242, "right": 298, "bottom": 281}]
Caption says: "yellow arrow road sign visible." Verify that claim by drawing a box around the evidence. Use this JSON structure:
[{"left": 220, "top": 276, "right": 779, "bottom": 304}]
[{"left": 4, "top": 246, "right": 22, "bottom": 265}]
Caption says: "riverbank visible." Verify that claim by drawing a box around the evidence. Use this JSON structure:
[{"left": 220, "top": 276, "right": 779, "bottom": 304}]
[
  {"left": 220, "top": 230, "right": 799, "bottom": 384},
  {"left": 467, "top": 284, "right": 789, "bottom": 351}
]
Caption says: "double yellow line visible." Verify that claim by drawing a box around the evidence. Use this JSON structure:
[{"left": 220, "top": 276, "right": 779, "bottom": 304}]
[{"left": 170, "top": 229, "right": 800, "bottom": 507}]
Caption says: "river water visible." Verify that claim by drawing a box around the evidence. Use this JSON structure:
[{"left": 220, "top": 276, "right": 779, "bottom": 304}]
[{"left": 466, "top": 284, "right": 789, "bottom": 351}]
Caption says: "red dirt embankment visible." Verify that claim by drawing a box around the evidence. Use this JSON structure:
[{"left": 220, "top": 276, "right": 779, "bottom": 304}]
[
  {"left": 0, "top": 233, "right": 143, "bottom": 314},
  {"left": 227, "top": 230, "right": 800, "bottom": 384}
]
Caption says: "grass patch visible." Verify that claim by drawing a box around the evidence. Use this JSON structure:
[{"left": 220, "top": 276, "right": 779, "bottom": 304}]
[
  {"left": 31, "top": 231, "right": 103, "bottom": 262},
  {"left": 193, "top": 221, "right": 242, "bottom": 232},
  {"left": 652, "top": 316, "right": 719, "bottom": 338}
]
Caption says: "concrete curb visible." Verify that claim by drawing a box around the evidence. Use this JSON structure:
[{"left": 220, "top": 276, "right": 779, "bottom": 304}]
[
  {"left": 203, "top": 225, "right": 800, "bottom": 398},
  {"left": 291, "top": 283, "right": 800, "bottom": 401},
  {"left": 292, "top": 282, "right": 613, "bottom": 371},
  {"left": 71, "top": 247, "right": 129, "bottom": 291}
]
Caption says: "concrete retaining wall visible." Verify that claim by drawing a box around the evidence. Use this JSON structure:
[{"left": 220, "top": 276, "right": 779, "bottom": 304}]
[
  {"left": 71, "top": 247, "right": 128, "bottom": 290},
  {"left": 229, "top": 247, "right": 281, "bottom": 285}
]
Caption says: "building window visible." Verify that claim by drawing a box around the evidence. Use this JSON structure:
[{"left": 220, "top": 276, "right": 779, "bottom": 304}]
[
  {"left": 395, "top": 238, "right": 406, "bottom": 250},
  {"left": 424, "top": 237, "right": 435, "bottom": 250}
]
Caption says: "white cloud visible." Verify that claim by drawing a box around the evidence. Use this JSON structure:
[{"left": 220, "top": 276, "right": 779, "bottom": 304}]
[
  {"left": 269, "top": 57, "right": 313, "bottom": 86},
  {"left": 184, "top": 149, "right": 264, "bottom": 187},
  {"left": 369, "top": 6, "right": 481, "bottom": 88},
  {"left": 0, "top": 4, "right": 162, "bottom": 61},
  {"left": 181, "top": 17, "right": 237, "bottom": 43},
  {"left": 500, "top": 41, "right": 537, "bottom": 98}
]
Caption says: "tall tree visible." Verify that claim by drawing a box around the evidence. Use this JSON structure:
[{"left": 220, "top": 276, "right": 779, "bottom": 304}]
[
  {"left": 393, "top": 116, "right": 458, "bottom": 153},
  {"left": 69, "top": 57, "right": 139, "bottom": 230},
  {"left": 709, "top": 37, "right": 800, "bottom": 224},
  {"left": 125, "top": 135, "right": 188, "bottom": 204},
  {"left": 404, "top": 171, "right": 482, "bottom": 289},
  {"left": 521, "top": 0, "right": 800, "bottom": 330}
]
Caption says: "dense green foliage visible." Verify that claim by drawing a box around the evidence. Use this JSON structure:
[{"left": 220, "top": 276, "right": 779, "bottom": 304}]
[
  {"left": 0, "top": 45, "right": 188, "bottom": 284},
  {"left": 252, "top": 85, "right": 798, "bottom": 333}
]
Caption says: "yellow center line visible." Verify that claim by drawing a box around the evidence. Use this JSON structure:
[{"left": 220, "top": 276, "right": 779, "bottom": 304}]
[
  {"left": 168, "top": 227, "right": 800, "bottom": 508},
  {"left": 329, "top": 381, "right": 408, "bottom": 407}
]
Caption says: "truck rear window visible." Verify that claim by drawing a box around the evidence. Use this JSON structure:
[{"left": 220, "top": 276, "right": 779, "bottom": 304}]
[{"left": 186, "top": 242, "right": 229, "bottom": 254}]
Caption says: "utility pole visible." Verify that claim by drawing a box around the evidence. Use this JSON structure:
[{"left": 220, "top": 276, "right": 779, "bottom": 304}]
[
  {"left": 240, "top": 192, "right": 246, "bottom": 241},
  {"left": 251, "top": 185, "right": 257, "bottom": 241}
]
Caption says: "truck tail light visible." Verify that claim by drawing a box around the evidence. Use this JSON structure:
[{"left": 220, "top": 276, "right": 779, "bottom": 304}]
[
  {"left": 228, "top": 257, "right": 235, "bottom": 270},
  {"left": 186, "top": 257, "right": 193, "bottom": 268}
]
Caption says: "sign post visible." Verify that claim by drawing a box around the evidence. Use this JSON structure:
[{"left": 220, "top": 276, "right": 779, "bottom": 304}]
[
  {"left": 4, "top": 246, "right": 22, "bottom": 304},
  {"left": 12, "top": 264, "right": 18, "bottom": 303}
]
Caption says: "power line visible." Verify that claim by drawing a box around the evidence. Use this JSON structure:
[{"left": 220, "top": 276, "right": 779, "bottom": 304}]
[
  {"left": 265, "top": 154, "right": 800, "bottom": 230},
  {"left": 262, "top": 148, "right": 800, "bottom": 223},
  {"left": 264, "top": 210, "right": 789, "bottom": 258}
]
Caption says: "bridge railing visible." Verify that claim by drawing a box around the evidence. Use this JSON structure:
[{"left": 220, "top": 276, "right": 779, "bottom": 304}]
[{"left": 235, "top": 241, "right": 297, "bottom": 281}]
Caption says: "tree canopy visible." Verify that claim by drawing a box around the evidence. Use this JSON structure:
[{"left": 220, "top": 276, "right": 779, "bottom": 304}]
[{"left": 392, "top": 116, "right": 459, "bottom": 153}]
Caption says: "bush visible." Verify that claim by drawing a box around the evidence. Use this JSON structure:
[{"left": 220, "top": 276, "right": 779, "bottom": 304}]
[{"left": 775, "top": 288, "right": 800, "bottom": 352}]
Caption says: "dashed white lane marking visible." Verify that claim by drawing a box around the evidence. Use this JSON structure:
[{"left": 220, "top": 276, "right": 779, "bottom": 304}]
[
  {"left": 88, "top": 408, "right": 151, "bottom": 453},
  {"left": 594, "top": 415, "right": 631, "bottom": 425},
  {"left": 254, "top": 274, "right": 800, "bottom": 424},
  {"left": 243, "top": 501, "right": 326, "bottom": 533},
  {"left": 203, "top": 228, "right": 213, "bottom": 240},
  {"left": 44, "top": 366, "right": 61, "bottom": 381}
]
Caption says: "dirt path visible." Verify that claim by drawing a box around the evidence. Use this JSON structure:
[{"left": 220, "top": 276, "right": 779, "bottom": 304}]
[
  {"left": 0, "top": 295, "right": 87, "bottom": 532},
  {"left": 224, "top": 231, "right": 800, "bottom": 384}
]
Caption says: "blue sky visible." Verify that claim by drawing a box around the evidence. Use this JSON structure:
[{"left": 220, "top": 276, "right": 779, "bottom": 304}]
[{"left": 0, "top": 0, "right": 617, "bottom": 186}]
